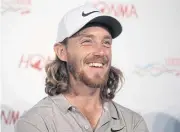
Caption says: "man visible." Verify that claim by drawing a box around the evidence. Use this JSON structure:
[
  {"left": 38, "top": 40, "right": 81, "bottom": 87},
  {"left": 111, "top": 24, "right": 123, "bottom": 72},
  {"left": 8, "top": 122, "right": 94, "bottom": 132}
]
[{"left": 15, "top": 4, "right": 149, "bottom": 132}]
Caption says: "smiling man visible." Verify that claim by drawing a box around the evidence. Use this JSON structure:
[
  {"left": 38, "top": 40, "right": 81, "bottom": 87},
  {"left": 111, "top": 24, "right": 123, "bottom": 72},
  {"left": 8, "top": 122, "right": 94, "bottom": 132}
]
[{"left": 15, "top": 4, "right": 149, "bottom": 132}]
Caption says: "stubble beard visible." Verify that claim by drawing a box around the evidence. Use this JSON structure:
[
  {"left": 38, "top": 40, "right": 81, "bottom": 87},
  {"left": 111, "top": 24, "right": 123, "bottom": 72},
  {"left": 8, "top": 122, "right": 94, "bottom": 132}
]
[{"left": 67, "top": 57, "right": 110, "bottom": 89}]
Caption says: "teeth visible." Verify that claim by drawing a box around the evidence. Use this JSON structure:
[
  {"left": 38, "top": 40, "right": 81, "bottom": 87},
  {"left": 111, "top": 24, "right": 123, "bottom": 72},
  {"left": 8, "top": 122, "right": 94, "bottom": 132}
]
[{"left": 89, "top": 63, "right": 103, "bottom": 67}]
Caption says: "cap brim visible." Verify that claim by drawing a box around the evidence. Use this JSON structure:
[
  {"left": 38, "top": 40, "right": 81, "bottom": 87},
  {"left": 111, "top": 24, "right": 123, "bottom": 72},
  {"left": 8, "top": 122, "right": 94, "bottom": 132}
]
[{"left": 88, "top": 15, "right": 122, "bottom": 39}]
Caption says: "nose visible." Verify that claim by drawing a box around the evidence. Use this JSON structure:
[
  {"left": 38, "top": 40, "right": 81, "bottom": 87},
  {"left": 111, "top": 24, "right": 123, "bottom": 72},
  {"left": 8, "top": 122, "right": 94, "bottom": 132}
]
[
  {"left": 94, "top": 49, "right": 104, "bottom": 56},
  {"left": 93, "top": 43, "right": 105, "bottom": 56}
]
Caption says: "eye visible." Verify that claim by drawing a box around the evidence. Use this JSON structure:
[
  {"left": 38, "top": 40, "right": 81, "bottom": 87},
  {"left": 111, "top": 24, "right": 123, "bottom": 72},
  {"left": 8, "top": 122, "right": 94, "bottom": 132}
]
[
  {"left": 81, "top": 38, "right": 93, "bottom": 45},
  {"left": 105, "top": 41, "right": 111, "bottom": 44},
  {"left": 104, "top": 40, "right": 112, "bottom": 47},
  {"left": 83, "top": 39, "right": 92, "bottom": 43}
]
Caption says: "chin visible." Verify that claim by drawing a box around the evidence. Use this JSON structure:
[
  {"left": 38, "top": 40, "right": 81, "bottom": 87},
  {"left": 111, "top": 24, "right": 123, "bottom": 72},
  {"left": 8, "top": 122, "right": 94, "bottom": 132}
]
[{"left": 81, "top": 74, "right": 108, "bottom": 88}]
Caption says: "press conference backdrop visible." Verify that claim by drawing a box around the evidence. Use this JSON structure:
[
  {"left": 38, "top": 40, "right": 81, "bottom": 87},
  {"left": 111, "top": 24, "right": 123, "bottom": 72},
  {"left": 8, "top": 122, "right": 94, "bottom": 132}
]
[{"left": 1, "top": 0, "right": 180, "bottom": 132}]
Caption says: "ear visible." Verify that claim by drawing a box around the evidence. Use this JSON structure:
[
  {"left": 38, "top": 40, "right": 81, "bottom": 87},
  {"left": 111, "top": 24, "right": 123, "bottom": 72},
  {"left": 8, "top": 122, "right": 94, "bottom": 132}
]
[{"left": 54, "top": 43, "right": 67, "bottom": 61}]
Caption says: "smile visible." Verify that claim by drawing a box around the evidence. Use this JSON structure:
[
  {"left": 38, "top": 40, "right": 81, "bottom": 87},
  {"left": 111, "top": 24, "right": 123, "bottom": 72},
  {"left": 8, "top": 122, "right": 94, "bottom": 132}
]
[{"left": 88, "top": 63, "right": 104, "bottom": 68}]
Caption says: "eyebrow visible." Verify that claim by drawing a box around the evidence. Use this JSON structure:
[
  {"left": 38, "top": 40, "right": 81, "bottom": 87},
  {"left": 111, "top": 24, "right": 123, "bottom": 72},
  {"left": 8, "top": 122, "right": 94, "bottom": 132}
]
[
  {"left": 104, "top": 35, "right": 112, "bottom": 40},
  {"left": 78, "top": 33, "right": 112, "bottom": 40}
]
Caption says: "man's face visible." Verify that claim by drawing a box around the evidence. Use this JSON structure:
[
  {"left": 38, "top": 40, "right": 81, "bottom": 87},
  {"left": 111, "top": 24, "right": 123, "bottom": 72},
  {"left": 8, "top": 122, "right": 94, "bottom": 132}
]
[{"left": 66, "top": 26, "right": 112, "bottom": 88}]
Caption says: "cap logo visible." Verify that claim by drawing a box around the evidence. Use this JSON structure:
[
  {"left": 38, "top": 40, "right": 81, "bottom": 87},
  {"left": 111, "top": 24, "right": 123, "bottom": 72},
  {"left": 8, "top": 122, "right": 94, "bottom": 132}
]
[{"left": 82, "top": 11, "right": 99, "bottom": 17}]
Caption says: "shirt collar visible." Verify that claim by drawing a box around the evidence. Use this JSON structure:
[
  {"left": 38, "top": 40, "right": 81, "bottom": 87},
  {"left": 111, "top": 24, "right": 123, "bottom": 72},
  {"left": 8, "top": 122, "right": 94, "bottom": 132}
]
[
  {"left": 48, "top": 94, "right": 125, "bottom": 129},
  {"left": 48, "top": 94, "right": 72, "bottom": 114},
  {"left": 49, "top": 94, "right": 110, "bottom": 114},
  {"left": 108, "top": 101, "right": 126, "bottom": 129}
]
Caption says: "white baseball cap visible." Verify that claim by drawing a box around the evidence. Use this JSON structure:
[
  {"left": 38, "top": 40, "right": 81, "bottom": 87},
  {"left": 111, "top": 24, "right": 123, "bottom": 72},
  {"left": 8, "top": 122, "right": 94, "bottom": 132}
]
[{"left": 55, "top": 4, "right": 122, "bottom": 43}]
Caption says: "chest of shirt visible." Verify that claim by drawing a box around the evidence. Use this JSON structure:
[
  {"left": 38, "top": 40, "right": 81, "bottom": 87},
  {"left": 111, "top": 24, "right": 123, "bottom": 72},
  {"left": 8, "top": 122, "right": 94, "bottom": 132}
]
[{"left": 43, "top": 107, "right": 126, "bottom": 132}]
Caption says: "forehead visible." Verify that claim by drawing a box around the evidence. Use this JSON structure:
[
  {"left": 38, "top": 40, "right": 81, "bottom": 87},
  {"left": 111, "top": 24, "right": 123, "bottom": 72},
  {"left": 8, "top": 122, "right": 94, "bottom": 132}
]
[{"left": 74, "top": 25, "right": 112, "bottom": 38}]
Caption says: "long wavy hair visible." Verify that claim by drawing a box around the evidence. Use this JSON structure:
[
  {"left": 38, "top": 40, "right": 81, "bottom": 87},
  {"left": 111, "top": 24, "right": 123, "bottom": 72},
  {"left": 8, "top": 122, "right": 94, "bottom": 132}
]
[{"left": 45, "top": 31, "right": 125, "bottom": 101}]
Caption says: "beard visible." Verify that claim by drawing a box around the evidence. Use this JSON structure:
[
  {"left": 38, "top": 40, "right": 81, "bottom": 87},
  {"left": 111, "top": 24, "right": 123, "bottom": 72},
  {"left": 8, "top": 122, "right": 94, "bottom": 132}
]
[{"left": 67, "top": 54, "right": 110, "bottom": 88}]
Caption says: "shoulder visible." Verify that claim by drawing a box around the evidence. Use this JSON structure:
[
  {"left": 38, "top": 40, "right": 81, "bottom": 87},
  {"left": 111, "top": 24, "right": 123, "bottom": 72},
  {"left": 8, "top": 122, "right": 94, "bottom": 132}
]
[
  {"left": 111, "top": 101, "right": 149, "bottom": 131},
  {"left": 21, "top": 96, "right": 54, "bottom": 119},
  {"left": 15, "top": 97, "right": 54, "bottom": 131},
  {"left": 112, "top": 101, "right": 143, "bottom": 120}
]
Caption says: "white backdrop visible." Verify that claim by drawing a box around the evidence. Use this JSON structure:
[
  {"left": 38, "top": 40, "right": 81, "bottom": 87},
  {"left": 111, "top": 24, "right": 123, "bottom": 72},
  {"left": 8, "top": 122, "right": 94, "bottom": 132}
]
[{"left": 1, "top": 0, "right": 180, "bottom": 132}]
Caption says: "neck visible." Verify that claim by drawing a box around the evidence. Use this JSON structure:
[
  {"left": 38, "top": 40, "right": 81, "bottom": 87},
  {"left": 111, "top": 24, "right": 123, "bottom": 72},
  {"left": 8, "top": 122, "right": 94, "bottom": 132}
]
[
  {"left": 64, "top": 76, "right": 102, "bottom": 109},
  {"left": 64, "top": 76, "right": 104, "bottom": 130}
]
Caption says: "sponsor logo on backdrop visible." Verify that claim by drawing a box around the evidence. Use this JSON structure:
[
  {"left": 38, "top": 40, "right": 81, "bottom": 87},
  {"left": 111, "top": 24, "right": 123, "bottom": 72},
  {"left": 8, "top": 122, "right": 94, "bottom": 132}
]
[
  {"left": 1, "top": 104, "right": 26, "bottom": 132},
  {"left": 18, "top": 54, "right": 53, "bottom": 71},
  {"left": 90, "top": 0, "right": 138, "bottom": 18},
  {"left": 1, "top": 104, "right": 21, "bottom": 125},
  {"left": 134, "top": 58, "right": 180, "bottom": 77},
  {"left": 1, "top": 0, "right": 32, "bottom": 15},
  {"left": 1, "top": 109, "right": 20, "bottom": 125}
]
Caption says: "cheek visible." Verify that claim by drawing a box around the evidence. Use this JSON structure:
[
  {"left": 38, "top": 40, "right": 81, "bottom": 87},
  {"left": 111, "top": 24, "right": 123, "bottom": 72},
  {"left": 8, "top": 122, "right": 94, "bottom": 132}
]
[
  {"left": 104, "top": 48, "right": 112, "bottom": 62},
  {"left": 109, "top": 53, "right": 112, "bottom": 62},
  {"left": 67, "top": 51, "right": 84, "bottom": 67},
  {"left": 108, "top": 49, "right": 112, "bottom": 57}
]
